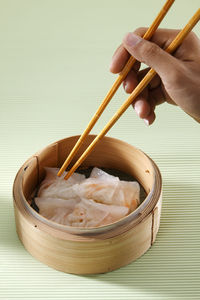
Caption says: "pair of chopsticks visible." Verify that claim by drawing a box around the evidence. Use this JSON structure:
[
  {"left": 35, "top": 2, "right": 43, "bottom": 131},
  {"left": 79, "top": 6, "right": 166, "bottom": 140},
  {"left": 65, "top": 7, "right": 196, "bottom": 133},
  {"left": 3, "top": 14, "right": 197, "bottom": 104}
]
[{"left": 58, "top": 0, "right": 200, "bottom": 181}]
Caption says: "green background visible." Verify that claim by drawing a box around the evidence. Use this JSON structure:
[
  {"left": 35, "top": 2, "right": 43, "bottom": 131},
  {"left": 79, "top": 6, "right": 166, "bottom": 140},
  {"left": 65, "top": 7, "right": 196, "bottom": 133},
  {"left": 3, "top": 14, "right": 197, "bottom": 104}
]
[{"left": 1, "top": 0, "right": 200, "bottom": 299}]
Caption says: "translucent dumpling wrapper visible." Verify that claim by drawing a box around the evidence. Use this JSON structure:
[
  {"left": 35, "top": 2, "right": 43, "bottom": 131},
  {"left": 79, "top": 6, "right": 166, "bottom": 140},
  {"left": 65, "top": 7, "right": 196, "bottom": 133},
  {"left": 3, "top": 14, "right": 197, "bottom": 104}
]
[
  {"left": 35, "top": 167, "right": 140, "bottom": 228},
  {"left": 64, "top": 198, "right": 129, "bottom": 227},
  {"left": 78, "top": 168, "right": 140, "bottom": 211},
  {"left": 38, "top": 167, "right": 85, "bottom": 201},
  {"left": 35, "top": 197, "right": 80, "bottom": 224}
]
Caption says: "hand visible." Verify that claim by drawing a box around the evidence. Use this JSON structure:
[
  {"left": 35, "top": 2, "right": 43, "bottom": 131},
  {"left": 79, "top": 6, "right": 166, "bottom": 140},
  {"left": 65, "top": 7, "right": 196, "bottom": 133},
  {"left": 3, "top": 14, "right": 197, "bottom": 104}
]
[{"left": 110, "top": 28, "right": 200, "bottom": 125}]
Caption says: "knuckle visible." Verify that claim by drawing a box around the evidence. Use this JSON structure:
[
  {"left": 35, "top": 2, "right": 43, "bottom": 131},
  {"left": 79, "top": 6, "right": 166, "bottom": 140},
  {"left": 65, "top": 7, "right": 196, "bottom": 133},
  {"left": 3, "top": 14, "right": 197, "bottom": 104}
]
[
  {"left": 167, "top": 64, "right": 185, "bottom": 87},
  {"left": 140, "top": 42, "right": 160, "bottom": 64},
  {"left": 147, "top": 43, "right": 159, "bottom": 57}
]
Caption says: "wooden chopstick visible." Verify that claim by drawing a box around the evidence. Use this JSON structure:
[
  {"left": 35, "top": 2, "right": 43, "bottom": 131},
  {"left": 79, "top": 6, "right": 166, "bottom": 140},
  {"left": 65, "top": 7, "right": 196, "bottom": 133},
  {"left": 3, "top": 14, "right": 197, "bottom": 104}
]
[
  {"left": 57, "top": 0, "right": 175, "bottom": 177},
  {"left": 63, "top": 8, "right": 200, "bottom": 181}
]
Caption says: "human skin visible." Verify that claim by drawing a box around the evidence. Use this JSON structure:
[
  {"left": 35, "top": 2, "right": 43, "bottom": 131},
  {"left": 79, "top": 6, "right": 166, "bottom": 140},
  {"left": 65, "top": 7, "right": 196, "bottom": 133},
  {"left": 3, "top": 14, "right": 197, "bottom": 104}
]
[{"left": 110, "top": 28, "right": 200, "bottom": 125}]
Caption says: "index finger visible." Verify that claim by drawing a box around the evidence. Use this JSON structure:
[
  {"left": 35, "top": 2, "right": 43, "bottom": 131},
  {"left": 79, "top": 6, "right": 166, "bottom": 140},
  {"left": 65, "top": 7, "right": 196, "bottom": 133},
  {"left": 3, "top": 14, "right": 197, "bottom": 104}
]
[
  {"left": 110, "top": 44, "right": 130, "bottom": 73},
  {"left": 110, "top": 27, "right": 192, "bottom": 74},
  {"left": 109, "top": 28, "right": 148, "bottom": 74}
]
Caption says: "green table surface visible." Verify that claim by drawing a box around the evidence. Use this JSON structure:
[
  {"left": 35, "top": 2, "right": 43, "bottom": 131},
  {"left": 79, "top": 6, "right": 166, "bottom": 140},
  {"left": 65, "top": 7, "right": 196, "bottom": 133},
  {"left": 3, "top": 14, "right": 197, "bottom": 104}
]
[{"left": 1, "top": 0, "right": 200, "bottom": 299}]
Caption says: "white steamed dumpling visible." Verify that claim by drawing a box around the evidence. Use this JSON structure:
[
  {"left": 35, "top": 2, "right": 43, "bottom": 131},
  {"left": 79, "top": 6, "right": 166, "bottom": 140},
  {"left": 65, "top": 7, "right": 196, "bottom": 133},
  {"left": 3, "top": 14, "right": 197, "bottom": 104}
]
[{"left": 34, "top": 167, "right": 140, "bottom": 228}]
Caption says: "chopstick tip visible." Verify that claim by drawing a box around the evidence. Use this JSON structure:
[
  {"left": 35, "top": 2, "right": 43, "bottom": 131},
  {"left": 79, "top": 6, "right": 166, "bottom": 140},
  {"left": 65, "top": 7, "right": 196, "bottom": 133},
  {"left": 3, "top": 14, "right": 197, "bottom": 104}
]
[
  {"left": 57, "top": 170, "right": 62, "bottom": 177},
  {"left": 64, "top": 172, "right": 70, "bottom": 181}
]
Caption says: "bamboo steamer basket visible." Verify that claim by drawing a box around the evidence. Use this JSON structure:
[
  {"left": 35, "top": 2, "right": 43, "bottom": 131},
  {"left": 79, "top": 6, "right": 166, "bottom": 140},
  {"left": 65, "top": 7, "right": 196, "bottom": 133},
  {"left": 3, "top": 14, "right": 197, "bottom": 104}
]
[{"left": 13, "top": 135, "right": 162, "bottom": 274}]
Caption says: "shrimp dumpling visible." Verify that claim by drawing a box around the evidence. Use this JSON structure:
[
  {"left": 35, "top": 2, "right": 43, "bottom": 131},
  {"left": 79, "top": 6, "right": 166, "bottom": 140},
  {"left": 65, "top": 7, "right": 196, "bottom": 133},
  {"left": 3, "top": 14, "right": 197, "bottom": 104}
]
[
  {"left": 78, "top": 168, "right": 140, "bottom": 212},
  {"left": 65, "top": 199, "right": 129, "bottom": 227},
  {"left": 38, "top": 167, "right": 85, "bottom": 201},
  {"left": 35, "top": 197, "right": 80, "bottom": 225},
  {"left": 35, "top": 167, "right": 140, "bottom": 228}
]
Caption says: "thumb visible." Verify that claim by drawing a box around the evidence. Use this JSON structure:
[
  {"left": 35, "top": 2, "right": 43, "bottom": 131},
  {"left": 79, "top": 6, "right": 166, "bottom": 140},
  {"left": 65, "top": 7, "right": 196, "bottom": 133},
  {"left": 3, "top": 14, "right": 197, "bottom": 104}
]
[{"left": 123, "top": 32, "right": 179, "bottom": 80}]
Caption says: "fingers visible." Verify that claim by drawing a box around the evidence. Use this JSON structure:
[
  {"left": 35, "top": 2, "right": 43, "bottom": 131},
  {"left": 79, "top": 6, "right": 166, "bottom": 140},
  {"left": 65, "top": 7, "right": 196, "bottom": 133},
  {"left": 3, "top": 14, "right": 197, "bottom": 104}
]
[
  {"left": 123, "top": 32, "right": 180, "bottom": 81},
  {"left": 110, "top": 44, "right": 130, "bottom": 73},
  {"left": 129, "top": 69, "right": 167, "bottom": 125},
  {"left": 134, "top": 99, "right": 151, "bottom": 119},
  {"left": 137, "top": 68, "right": 161, "bottom": 90},
  {"left": 148, "top": 87, "right": 165, "bottom": 107},
  {"left": 110, "top": 27, "right": 179, "bottom": 75},
  {"left": 123, "top": 67, "right": 161, "bottom": 98},
  {"left": 120, "top": 67, "right": 162, "bottom": 125},
  {"left": 110, "top": 44, "right": 141, "bottom": 74},
  {"left": 123, "top": 70, "right": 138, "bottom": 93},
  {"left": 110, "top": 27, "right": 149, "bottom": 74},
  {"left": 110, "top": 28, "right": 198, "bottom": 78},
  {"left": 124, "top": 73, "right": 165, "bottom": 125},
  {"left": 110, "top": 28, "right": 181, "bottom": 125},
  {"left": 109, "top": 27, "right": 200, "bottom": 125},
  {"left": 144, "top": 110, "right": 156, "bottom": 126},
  {"left": 134, "top": 89, "right": 156, "bottom": 126},
  {"left": 133, "top": 27, "right": 178, "bottom": 49},
  {"left": 123, "top": 68, "right": 149, "bottom": 94},
  {"left": 133, "top": 98, "right": 156, "bottom": 126}
]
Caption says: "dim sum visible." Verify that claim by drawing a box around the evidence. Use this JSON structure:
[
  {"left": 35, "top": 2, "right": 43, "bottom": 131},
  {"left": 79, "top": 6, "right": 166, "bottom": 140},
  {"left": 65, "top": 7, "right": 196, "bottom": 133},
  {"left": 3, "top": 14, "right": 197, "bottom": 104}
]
[{"left": 35, "top": 167, "right": 140, "bottom": 228}]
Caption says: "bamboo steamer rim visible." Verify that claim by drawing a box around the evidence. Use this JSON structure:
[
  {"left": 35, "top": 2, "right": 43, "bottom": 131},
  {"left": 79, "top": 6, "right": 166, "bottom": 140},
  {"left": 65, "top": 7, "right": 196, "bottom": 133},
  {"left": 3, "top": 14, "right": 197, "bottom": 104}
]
[{"left": 13, "top": 135, "right": 162, "bottom": 239}]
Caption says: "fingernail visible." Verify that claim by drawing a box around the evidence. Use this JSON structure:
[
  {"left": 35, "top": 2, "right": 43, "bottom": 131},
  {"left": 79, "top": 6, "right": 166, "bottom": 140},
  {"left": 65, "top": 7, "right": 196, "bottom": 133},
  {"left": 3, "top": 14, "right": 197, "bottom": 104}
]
[
  {"left": 124, "top": 33, "right": 142, "bottom": 47},
  {"left": 124, "top": 82, "right": 128, "bottom": 92},
  {"left": 144, "top": 119, "right": 149, "bottom": 126},
  {"left": 109, "top": 61, "right": 114, "bottom": 72},
  {"left": 135, "top": 105, "right": 141, "bottom": 117}
]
